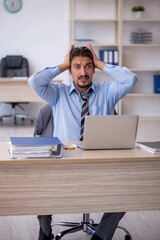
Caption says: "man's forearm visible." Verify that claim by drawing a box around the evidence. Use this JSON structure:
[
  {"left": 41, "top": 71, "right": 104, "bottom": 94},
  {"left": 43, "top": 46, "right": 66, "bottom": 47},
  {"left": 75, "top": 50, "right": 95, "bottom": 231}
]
[
  {"left": 57, "top": 63, "right": 69, "bottom": 73},
  {"left": 103, "top": 64, "right": 137, "bottom": 96},
  {"left": 95, "top": 60, "right": 105, "bottom": 71},
  {"left": 28, "top": 67, "right": 61, "bottom": 86},
  {"left": 103, "top": 64, "right": 137, "bottom": 83}
]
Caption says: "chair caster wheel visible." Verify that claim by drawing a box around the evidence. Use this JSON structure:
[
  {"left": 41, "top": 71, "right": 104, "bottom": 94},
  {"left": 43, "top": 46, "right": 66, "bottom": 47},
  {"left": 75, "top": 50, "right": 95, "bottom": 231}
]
[
  {"left": 54, "top": 236, "right": 61, "bottom": 240},
  {"left": 125, "top": 235, "right": 131, "bottom": 240},
  {"left": 86, "top": 229, "right": 93, "bottom": 235}
]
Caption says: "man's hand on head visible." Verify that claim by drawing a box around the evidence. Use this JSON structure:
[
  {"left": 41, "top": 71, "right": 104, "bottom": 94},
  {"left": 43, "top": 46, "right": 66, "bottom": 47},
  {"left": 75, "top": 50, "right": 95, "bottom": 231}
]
[
  {"left": 57, "top": 43, "right": 105, "bottom": 73},
  {"left": 57, "top": 44, "right": 74, "bottom": 73},
  {"left": 87, "top": 42, "right": 105, "bottom": 71}
]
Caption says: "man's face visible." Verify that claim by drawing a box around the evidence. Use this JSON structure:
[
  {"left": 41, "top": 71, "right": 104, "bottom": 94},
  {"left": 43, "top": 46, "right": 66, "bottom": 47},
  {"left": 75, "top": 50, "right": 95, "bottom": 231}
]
[{"left": 69, "top": 56, "right": 95, "bottom": 94}]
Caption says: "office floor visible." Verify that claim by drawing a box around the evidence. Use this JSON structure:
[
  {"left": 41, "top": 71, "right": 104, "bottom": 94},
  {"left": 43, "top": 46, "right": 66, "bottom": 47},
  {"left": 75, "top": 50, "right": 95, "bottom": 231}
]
[{"left": 0, "top": 119, "right": 160, "bottom": 240}]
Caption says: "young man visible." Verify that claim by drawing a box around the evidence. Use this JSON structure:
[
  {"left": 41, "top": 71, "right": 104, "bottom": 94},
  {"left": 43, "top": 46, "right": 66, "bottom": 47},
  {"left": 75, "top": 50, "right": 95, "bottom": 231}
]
[{"left": 29, "top": 43, "right": 137, "bottom": 240}]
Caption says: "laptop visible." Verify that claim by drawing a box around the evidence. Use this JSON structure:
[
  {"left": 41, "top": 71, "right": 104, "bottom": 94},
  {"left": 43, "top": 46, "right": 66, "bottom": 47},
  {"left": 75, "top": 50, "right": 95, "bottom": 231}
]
[{"left": 79, "top": 115, "right": 139, "bottom": 150}]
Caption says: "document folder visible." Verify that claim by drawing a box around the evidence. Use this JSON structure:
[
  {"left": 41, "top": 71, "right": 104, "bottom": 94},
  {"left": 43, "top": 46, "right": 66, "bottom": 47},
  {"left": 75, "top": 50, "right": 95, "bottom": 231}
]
[
  {"left": 10, "top": 137, "right": 63, "bottom": 159},
  {"left": 136, "top": 141, "right": 160, "bottom": 154}
]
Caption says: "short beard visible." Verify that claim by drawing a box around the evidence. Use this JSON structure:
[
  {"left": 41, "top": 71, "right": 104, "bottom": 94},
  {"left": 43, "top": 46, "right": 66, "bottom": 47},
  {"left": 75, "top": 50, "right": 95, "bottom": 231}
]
[{"left": 73, "top": 81, "right": 92, "bottom": 89}]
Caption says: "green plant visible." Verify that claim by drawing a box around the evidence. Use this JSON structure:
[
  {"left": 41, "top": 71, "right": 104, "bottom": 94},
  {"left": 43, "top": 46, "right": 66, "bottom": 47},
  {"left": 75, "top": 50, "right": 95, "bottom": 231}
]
[{"left": 132, "top": 6, "right": 145, "bottom": 12}]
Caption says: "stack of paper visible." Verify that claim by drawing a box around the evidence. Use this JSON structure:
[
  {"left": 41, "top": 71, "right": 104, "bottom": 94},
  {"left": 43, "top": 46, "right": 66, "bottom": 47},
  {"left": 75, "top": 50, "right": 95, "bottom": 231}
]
[{"left": 9, "top": 137, "right": 63, "bottom": 159}]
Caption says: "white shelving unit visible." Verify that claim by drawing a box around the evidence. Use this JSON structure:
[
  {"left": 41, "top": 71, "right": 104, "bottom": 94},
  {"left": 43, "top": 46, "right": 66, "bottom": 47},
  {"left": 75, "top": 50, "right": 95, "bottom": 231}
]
[
  {"left": 120, "top": 0, "right": 160, "bottom": 118},
  {"left": 70, "top": 0, "right": 160, "bottom": 119}
]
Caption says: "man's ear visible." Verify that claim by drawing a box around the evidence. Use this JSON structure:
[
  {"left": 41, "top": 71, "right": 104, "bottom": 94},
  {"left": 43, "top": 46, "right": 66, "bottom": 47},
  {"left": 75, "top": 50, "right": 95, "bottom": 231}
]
[{"left": 69, "top": 68, "right": 72, "bottom": 75}]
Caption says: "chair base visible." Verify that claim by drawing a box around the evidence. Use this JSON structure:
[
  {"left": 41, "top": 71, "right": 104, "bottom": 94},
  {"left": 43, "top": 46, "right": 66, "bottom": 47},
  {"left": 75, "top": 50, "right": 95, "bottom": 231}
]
[
  {"left": 51, "top": 214, "right": 132, "bottom": 240},
  {"left": 0, "top": 103, "right": 33, "bottom": 125},
  {"left": 51, "top": 213, "right": 97, "bottom": 240},
  {"left": 0, "top": 114, "right": 34, "bottom": 125}
]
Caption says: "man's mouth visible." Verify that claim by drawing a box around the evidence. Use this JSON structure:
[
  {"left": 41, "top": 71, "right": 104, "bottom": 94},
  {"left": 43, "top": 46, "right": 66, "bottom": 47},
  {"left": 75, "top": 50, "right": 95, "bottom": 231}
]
[{"left": 78, "top": 75, "right": 89, "bottom": 81}]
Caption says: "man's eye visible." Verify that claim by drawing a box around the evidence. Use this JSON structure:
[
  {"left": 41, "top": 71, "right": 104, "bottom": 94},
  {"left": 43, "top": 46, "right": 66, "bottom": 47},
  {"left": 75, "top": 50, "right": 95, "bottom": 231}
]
[
  {"left": 86, "top": 65, "right": 91, "bottom": 69},
  {"left": 74, "top": 65, "right": 80, "bottom": 69}
]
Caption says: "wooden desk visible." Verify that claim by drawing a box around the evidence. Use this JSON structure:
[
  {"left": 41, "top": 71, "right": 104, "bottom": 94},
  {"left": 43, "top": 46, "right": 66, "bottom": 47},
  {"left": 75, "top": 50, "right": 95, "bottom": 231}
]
[
  {"left": 0, "top": 78, "right": 61, "bottom": 102},
  {"left": 0, "top": 119, "right": 160, "bottom": 217}
]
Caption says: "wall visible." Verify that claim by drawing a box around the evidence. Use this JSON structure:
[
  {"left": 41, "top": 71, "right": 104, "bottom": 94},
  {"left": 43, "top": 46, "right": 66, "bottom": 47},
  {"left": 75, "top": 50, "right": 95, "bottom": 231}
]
[{"left": 0, "top": 0, "right": 70, "bottom": 119}]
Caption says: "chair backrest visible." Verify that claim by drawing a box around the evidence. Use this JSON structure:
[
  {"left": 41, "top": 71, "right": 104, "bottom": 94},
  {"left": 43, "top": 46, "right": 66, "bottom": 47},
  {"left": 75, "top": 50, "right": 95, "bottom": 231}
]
[
  {"left": 0, "top": 55, "right": 29, "bottom": 77},
  {"left": 34, "top": 104, "right": 54, "bottom": 137}
]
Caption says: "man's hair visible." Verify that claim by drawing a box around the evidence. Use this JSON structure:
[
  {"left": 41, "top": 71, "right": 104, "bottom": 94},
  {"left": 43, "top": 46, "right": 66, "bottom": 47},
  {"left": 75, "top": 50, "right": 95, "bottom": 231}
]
[{"left": 70, "top": 46, "right": 94, "bottom": 67}]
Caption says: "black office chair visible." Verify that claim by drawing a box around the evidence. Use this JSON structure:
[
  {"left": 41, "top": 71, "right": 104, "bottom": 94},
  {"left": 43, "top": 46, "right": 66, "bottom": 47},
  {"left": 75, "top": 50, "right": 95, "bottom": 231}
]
[
  {"left": 0, "top": 55, "right": 30, "bottom": 124},
  {"left": 34, "top": 104, "right": 132, "bottom": 240}
]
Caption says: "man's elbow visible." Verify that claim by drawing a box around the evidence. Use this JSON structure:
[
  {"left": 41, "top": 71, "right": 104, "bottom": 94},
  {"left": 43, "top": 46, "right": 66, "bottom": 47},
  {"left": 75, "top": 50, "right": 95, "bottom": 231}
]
[
  {"left": 132, "top": 73, "right": 138, "bottom": 85},
  {"left": 28, "top": 76, "right": 32, "bottom": 87},
  {"left": 28, "top": 75, "right": 35, "bottom": 88}
]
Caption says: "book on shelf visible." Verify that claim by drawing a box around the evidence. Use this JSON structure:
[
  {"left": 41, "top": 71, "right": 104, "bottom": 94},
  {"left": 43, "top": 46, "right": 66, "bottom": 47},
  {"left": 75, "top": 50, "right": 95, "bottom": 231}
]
[
  {"left": 136, "top": 141, "right": 160, "bottom": 154},
  {"left": 74, "top": 39, "right": 95, "bottom": 45},
  {"left": 9, "top": 137, "right": 63, "bottom": 159},
  {"left": 154, "top": 75, "right": 160, "bottom": 93},
  {"left": 99, "top": 49, "right": 118, "bottom": 65}
]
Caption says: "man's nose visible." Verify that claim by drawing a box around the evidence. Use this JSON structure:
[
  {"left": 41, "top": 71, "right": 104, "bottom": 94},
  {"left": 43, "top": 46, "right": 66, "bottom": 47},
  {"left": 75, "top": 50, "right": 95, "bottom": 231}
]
[{"left": 80, "top": 67, "right": 86, "bottom": 75}]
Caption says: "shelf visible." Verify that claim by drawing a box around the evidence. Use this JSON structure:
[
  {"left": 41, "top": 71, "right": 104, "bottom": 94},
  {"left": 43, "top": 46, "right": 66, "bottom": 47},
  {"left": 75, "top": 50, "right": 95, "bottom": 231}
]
[
  {"left": 74, "top": 19, "right": 118, "bottom": 22},
  {"left": 74, "top": 42, "right": 118, "bottom": 47},
  {"left": 95, "top": 68, "right": 160, "bottom": 74},
  {"left": 139, "top": 116, "right": 160, "bottom": 121},
  {"left": 92, "top": 43, "right": 118, "bottom": 47},
  {"left": 129, "top": 68, "right": 160, "bottom": 72},
  {"left": 126, "top": 93, "right": 160, "bottom": 97},
  {"left": 123, "top": 44, "right": 160, "bottom": 47},
  {"left": 123, "top": 19, "right": 160, "bottom": 22}
]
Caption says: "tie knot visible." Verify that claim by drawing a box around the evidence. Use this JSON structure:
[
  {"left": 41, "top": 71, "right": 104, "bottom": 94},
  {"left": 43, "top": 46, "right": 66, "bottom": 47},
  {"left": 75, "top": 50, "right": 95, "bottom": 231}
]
[
  {"left": 74, "top": 88, "right": 93, "bottom": 102},
  {"left": 81, "top": 95, "right": 89, "bottom": 102}
]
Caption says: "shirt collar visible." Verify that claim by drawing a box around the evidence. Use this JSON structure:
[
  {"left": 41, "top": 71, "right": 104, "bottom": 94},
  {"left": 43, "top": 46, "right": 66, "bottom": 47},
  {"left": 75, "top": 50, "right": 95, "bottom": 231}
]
[{"left": 69, "top": 82, "right": 96, "bottom": 96}]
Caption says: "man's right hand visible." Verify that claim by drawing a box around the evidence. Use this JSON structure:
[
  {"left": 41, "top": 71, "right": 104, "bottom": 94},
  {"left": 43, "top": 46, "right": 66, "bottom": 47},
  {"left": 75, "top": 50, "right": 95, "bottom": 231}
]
[
  {"left": 87, "top": 42, "right": 105, "bottom": 71},
  {"left": 57, "top": 44, "right": 74, "bottom": 72}
]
